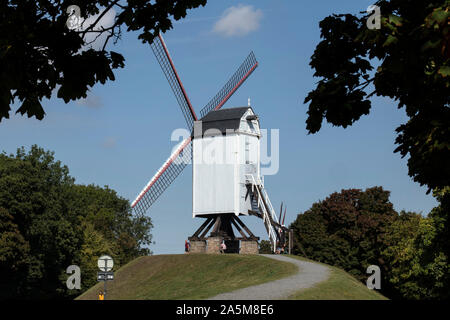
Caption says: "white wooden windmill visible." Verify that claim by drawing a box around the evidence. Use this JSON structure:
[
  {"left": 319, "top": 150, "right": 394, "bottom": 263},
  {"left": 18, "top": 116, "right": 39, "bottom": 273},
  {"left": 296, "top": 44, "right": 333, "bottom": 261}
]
[{"left": 131, "top": 34, "right": 287, "bottom": 253}]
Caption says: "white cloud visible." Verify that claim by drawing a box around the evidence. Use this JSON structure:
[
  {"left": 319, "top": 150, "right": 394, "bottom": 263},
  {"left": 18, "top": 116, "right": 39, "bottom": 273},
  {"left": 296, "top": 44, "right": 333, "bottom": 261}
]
[
  {"left": 78, "top": 8, "right": 116, "bottom": 50},
  {"left": 76, "top": 94, "right": 102, "bottom": 108},
  {"left": 173, "top": 16, "right": 219, "bottom": 24},
  {"left": 213, "top": 5, "right": 263, "bottom": 37},
  {"left": 102, "top": 137, "right": 117, "bottom": 148}
]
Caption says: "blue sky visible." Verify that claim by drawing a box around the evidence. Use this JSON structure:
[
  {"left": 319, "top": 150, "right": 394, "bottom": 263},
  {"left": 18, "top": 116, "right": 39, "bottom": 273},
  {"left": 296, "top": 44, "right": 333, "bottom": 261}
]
[{"left": 0, "top": 0, "right": 438, "bottom": 254}]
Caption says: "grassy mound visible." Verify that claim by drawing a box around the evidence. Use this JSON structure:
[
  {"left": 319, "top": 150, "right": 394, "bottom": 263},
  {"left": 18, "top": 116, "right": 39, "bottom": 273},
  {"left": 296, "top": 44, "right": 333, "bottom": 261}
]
[
  {"left": 77, "top": 254, "right": 297, "bottom": 300},
  {"left": 77, "top": 254, "right": 387, "bottom": 300},
  {"left": 287, "top": 255, "right": 387, "bottom": 300}
]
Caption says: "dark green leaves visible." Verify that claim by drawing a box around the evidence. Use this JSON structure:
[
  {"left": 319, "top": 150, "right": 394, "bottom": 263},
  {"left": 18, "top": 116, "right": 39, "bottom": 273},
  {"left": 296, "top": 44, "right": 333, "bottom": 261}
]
[
  {"left": 304, "top": 79, "right": 371, "bottom": 133},
  {"left": 16, "top": 97, "right": 45, "bottom": 120},
  {"left": 304, "top": 0, "right": 450, "bottom": 192},
  {"left": 424, "top": 6, "right": 450, "bottom": 27},
  {"left": 438, "top": 65, "right": 450, "bottom": 77},
  {"left": 56, "top": 50, "right": 116, "bottom": 103},
  {"left": 304, "top": 13, "right": 374, "bottom": 133},
  {"left": 0, "top": 0, "right": 207, "bottom": 121},
  {"left": 394, "top": 109, "right": 450, "bottom": 191},
  {"left": 0, "top": 145, "right": 153, "bottom": 299},
  {"left": 110, "top": 51, "right": 125, "bottom": 69},
  {"left": 290, "top": 187, "right": 397, "bottom": 284}
]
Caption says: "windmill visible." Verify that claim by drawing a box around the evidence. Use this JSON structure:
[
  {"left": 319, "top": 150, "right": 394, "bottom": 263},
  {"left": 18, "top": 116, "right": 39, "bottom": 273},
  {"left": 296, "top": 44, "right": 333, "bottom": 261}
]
[{"left": 131, "top": 33, "right": 287, "bottom": 253}]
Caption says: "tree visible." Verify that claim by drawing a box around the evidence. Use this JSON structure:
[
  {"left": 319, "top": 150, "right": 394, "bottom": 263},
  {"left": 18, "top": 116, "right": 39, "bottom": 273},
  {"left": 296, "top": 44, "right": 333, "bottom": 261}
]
[
  {"left": 422, "top": 187, "right": 450, "bottom": 298},
  {"left": 78, "top": 221, "right": 114, "bottom": 291},
  {"left": 0, "top": 0, "right": 207, "bottom": 121},
  {"left": 291, "top": 186, "right": 450, "bottom": 299},
  {"left": 381, "top": 210, "right": 449, "bottom": 299},
  {"left": 0, "top": 145, "right": 83, "bottom": 298},
  {"left": 65, "top": 183, "right": 153, "bottom": 267},
  {"left": 304, "top": 0, "right": 449, "bottom": 192},
  {"left": 258, "top": 240, "right": 272, "bottom": 254},
  {"left": 290, "top": 203, "right": 339, "bottom": 263},
  {"left": 290, "top": 187, "right": 397, "bottom": 282},
  {"left": 0, "top": 145, "right": 152, "bottom": 299},
  {"left": 428, "top": 187, "right": 450, "bottom": 258},
  {"left": 0, "top": 207, "right": 30, "bottom": 299}
]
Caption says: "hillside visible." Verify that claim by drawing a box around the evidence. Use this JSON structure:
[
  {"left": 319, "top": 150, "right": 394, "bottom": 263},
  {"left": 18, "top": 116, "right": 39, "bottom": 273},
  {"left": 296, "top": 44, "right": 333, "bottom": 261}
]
[
  {"left": 77, "top": 254, "right": 386, "bottom": 300},
  {"left": 287, "top": 255, "right": 387, "bottom": 300},
  {"left": 77, "top": 254, "right": 297, "bottom": 300}
]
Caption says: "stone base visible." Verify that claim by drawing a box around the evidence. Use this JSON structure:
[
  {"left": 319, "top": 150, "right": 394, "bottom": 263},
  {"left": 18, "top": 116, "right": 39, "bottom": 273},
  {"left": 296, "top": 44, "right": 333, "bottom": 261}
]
[
  {"left": 225, "top": 240, "right": 240, "bottom": 253},
  {"left": 240, "top": 240, "right": 259, "bottom": 254},
  {"left": 206, "top": 237, "right": 222, "bottom": 254},
  {"left": 190, "top": 240, "right": 206, "bottom": 253}
]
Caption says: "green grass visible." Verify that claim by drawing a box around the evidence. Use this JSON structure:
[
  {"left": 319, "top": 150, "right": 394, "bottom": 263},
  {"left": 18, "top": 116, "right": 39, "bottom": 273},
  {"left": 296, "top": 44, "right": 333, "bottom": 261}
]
[
  {"left": 77, "top": 254, "right": 298, "bottom": 300},
  {"left": 77, "top": 254, "right": 388, "bottom": 300},
  {"left": 286, "top": 255, "right": 388, "bottom": 300}
]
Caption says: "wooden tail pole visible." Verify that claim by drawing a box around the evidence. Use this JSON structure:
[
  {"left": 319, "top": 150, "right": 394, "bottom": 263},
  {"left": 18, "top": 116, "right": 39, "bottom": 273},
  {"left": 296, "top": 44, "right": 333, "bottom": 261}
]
[{"left": 278, "top": 202, "right": 283, "bottom": 223}]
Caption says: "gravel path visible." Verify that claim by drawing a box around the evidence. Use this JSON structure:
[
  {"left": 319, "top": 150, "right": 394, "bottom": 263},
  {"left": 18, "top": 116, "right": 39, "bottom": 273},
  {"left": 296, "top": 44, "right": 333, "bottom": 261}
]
[{"left": 208, "top": 254, "right": 330, "bottom": 300}]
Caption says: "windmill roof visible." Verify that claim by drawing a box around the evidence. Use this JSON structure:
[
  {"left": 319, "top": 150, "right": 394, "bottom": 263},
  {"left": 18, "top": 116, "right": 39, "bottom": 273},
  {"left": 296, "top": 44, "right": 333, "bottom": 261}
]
[
  {"left": 200, "top": 107, "right": 250, "bottom": 122},
  {"left": 194, "top": 107, "right": 253, "bottom": 137}
]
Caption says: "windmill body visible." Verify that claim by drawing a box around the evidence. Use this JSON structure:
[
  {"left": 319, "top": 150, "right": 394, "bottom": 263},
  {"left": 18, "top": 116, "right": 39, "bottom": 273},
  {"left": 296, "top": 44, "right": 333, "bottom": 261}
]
[
  {"left": 131, "top": 33, "right": 288, "bottom": 253},
  {"left": 193, "top": 107, "right": 260, "bottom": 218}
]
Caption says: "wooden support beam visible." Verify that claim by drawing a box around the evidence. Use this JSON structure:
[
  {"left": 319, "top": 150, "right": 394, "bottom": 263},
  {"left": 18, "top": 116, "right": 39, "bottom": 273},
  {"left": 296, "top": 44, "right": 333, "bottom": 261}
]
[
  {"left": 199, "top": 217, "right": 216, "bottom": 239},
  {"left": 230, "top": 216, "right": 248, "bottom": 239},
  {"left": 190, "top": 213, "right": 260, "bottom": 242},
  {"left": 234, "top": 215, "right": 258, "bottom": 240},
  {"left": 192, "top": 217, "right": 213, "bottom": 238},
  {"left": 210, "top": 214, "right": 236, "bottom": 239},
  {"left": 234, "top": 237, "right": 259, "bottom": 241},
  {"left": 247, "top": 210, "right": 262, "bottom": 218},
  {"left": 223, "top": 215, "right": 235, "bottom": 239},
  {"left": 211, "top": 215, "right": 222, "bottom": 234}
]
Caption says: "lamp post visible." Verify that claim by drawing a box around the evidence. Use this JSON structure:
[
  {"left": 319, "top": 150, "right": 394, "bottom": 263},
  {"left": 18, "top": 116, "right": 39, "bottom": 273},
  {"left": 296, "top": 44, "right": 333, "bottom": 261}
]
[{"left": 97, "top": 255, "right": 114, "bottom": 300}]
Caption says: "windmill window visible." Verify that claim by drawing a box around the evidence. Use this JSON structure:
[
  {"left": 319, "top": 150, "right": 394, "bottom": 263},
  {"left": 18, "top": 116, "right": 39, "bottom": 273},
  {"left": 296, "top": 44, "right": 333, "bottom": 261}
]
[
  {"left": 248, "top": 120, "right": 255, "bottom": 132},
  {"left": 245, "top": 137, "right": 250, "bottom": 164}
]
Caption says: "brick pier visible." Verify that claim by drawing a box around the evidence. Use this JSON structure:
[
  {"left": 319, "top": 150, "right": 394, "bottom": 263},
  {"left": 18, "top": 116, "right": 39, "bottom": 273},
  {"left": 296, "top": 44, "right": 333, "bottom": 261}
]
[
  {"left": 206, "top": 237, "right": 222, "bottom": 254},
  {"left": 189, "top": 240, "right": 206, "bottom": 253},
  {"left": 240, "top": 240, "right": 259, "bottom": 254}
]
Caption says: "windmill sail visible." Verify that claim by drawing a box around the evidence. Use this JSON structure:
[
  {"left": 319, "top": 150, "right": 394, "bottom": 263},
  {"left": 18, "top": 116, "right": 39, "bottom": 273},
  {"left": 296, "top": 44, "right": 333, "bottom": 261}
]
[
  {"left": 132, "top": 35, "right": 259, "bottom": 217},
  {"left": 151, "top": 34, "right": 197, "bottom": 130},
  {"left": 131, "top": 138, "right": 192, "bottom": 216},
  {"left": 200, "top": 51, "right": 258, "bottom": 118}
]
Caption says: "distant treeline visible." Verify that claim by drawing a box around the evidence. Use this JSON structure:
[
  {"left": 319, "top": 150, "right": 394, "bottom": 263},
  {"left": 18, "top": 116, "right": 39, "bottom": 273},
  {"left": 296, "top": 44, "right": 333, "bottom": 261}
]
[{"left": 0, "top": 145, "right": 153, "bottom": 299}]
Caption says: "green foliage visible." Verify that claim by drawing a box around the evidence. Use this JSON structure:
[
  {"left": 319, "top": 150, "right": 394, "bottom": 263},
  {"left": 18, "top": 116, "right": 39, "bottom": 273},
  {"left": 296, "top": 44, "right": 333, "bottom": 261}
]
[
  {"left": 0, "top": 207, "right": 30, "bottom": 299},
  {"left": 0, "top": 0, "right": 207, "bottom": 121},
  {"left": 0, "top": 145, "right": 152, "bottom": 299},
  {"left": 292, "top": 186, "right": 450, "bottom": 299},
  {"left": 304, "top": 1, "right": 450, "bottom": 299},
  {"left": 290, "top": 187, "right": 397, "bottom": 283},
  {"left": 381, "top": 211, "right": 449, "bottom": 299},
  {"left": 421, "top": 187, "right": 450, "bottom": 299},
  {"left": 380, "top": 187, "right": 450, "bottom": 300},
  {"left": 304, "top": 0, "right": 450, "bottom": 192},
  {"left": 428, "top": 187, "right": 450, "bottom": 256},
  {"left": 0, "top": 145, "right": 83, "bottom": 298},
  {"left": 78, "top": 221, "right": 114, "bottom": 291},
  {"left": 258, "top": 240, "right": 272, "bottom": 254}
]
